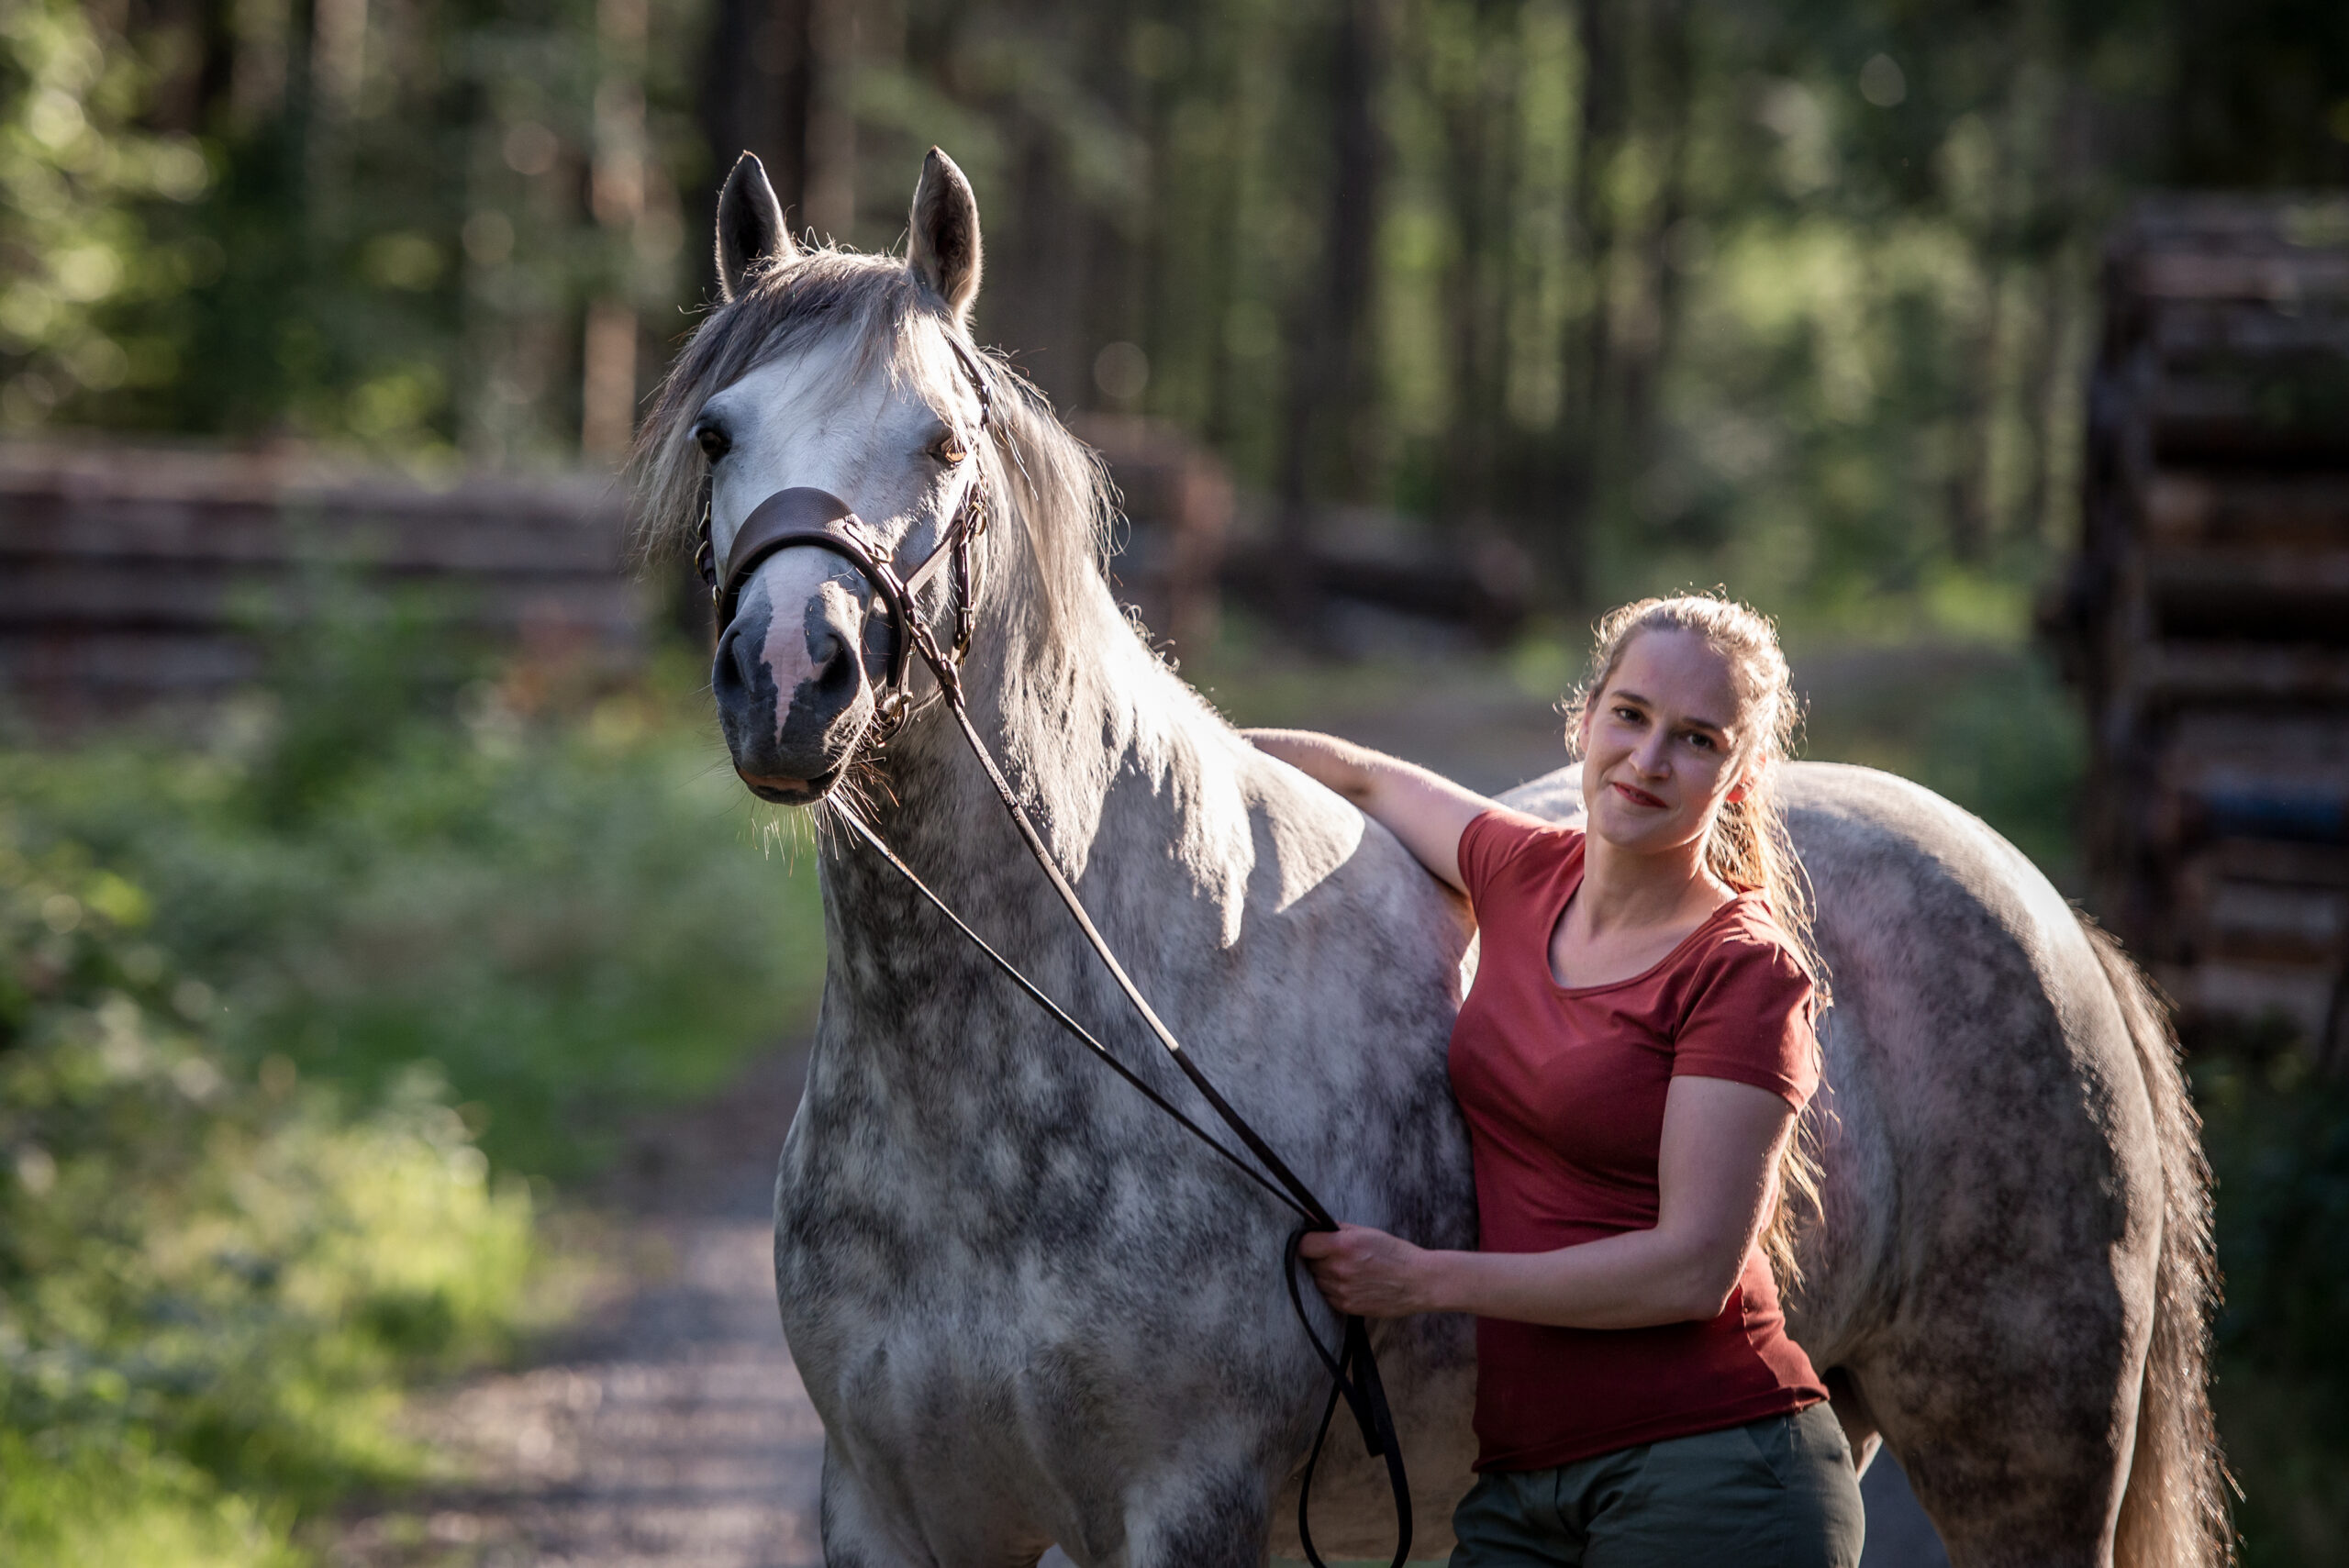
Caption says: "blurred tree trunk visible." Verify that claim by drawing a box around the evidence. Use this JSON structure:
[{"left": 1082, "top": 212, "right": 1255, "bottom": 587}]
[
  {"left": 1620, "top": 0, "right": 1689, "bottom": 500},
  {"left": 1434, "top": 0, "right": 1515, "bottom": 537},
  {"left": 582, "top": 0, "right": 649, "bottom": 463},
  {"left": 2021, "top": 87, "right": 2094, "bottom": 544},
  {"left": 1537, "top": 0, "right": 1689, "bottom": 606},
  {"left": 1275, "top": 0, "right": 1384, "bottom": 633},
  {"left": 1548, "top": 0, "right": 1627, "bottom": 608},
  {"left": 698, "top": 0, "right": 814, "bottom": 271},
  {"left": 804, "top": 0, "right": 859, "bottom": 239},
  {"left": 1952, "top": 245, "right": 2006, "bottom": 563}
]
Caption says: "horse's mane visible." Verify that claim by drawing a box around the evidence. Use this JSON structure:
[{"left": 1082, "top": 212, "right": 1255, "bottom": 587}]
[{"left": 630, "top": 247, "right": 1116, "bottom": 645}]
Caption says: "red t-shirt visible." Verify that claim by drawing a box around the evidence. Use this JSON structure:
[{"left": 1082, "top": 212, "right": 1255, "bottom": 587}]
[{"left": 1449, "top": 806, "right": 1828, "bottom": 1472}]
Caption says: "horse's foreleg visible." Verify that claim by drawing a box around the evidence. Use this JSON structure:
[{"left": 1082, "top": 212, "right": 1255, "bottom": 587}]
[
  {"left": 818, "top": 1444, "right": 936, "bottom": 1568},
  {"left": 819, "top": 1439, "right": 1061, "bottom": 1568},
  {"left": 1110, "top": 1461, "right": 1273, "bottom": 1568}
]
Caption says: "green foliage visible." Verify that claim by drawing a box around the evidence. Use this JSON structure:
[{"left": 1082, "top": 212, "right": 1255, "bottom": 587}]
[
  {"left": 14, "top": 0, "right": 2346, "bottom": 624},
  {"left": 0, "top": 0, "right": 214, "bottom": 428},
  {"left": 2199, "top": 1047, "right": 2349, "bottom": 1413},
  {"left": 0, "top": 809, "right": 529, "bottom": 1566},
  {"left": 0, "top": 604, "right": 825, "bottom": 1563},
  {"left": 1790, "top": 639, "right": 2087, "bottom": 885},
  {"left": 4, "top": 629, "right": 827, "bottom": 1177},
  {"left": 2193, "top": 1047, "right": 2349, "bottom": 1563}
]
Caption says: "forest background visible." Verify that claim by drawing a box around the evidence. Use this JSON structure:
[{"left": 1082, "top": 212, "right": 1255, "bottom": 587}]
[
  {"left": 6, "top": 0, "right": 2348, "bottom": 620},
  {"left": 5, "top": 0, "right": 2349, "bottom": 1564}
]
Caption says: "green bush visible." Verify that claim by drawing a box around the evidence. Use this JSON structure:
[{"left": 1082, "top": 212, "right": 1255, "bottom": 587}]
[
  {"left": 0, "top": 813, "right": 529, "bottom": 1565},
  {"left": 2, "top": 609, "right": 828, "bottom": 1176},
  {"left": 2193, "top": 1044, "right": 2349, "bottom": 1564}
]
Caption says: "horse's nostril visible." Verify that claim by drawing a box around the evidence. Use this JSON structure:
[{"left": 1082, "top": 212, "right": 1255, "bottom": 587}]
[
  {"left": 712, "top": 622, "right": 759, "bottom": 705},
  {"left": 809, "top": 630, "right": 853, "bottom": 695}
]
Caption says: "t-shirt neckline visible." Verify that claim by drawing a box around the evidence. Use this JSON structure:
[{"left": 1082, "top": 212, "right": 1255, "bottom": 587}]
[{"left": 1542, "top": 834, "right": 1759, "bottom": 996}]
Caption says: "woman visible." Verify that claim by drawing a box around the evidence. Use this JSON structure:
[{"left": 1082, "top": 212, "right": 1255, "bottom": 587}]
[{"left": 1248, "top": 594, "right": 1864, "bottom": 1566}]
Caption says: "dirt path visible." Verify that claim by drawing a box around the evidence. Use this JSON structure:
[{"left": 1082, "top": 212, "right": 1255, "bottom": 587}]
[{"left": 334, "top": 1049, "right": 828, "bottom": 1568}]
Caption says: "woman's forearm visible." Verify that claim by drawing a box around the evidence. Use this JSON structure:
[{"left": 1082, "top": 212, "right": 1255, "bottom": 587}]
[{"left": 1418, "top": 1229, "right": 1738, "bottom": 1329}]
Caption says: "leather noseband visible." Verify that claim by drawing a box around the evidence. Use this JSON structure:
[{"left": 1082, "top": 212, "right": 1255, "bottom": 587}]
[{"left": 716, "top": 486, "right": 922, "bottom": 702}]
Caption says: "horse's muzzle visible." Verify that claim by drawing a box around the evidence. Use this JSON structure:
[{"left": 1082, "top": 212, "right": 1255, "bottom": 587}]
[
  {"left": 734, "top": 766, "right": 832, "bottom": 806},
  {"left": 710, "top": 582, "right": 875, "bottom": 796}
]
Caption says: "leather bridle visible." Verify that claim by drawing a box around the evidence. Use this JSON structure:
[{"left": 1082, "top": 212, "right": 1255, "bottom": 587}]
[
  {"left": 696, "top": 332, "right": 1412, "bottom": 1568},
  {"left": 695, "top": 335, "right": 994, "bottom": 739}
]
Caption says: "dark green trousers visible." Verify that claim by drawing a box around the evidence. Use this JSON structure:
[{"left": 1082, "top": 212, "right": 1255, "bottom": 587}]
[{"left": 1448, "top": 1404, "right": 1865, "bottom": 1567}]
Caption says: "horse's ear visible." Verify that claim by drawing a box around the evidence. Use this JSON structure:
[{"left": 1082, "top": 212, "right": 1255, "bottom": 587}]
[
  {"left": 907, "top": 147, "right": 982, "bottom": 326},
  {"left": 716, "top": 151, "right": 796, "bottom": 302}
]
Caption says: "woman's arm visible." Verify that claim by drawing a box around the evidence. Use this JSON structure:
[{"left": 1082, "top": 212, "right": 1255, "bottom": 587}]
[
  {"left": 1242, "top": 728, "right": 1491, "bottom": 895},
  {"left": 1299, "top": 1076, "right": 1796, "bottom": 1327}
]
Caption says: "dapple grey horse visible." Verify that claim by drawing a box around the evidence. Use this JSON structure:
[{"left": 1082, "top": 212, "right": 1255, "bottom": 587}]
[{"left": 633, "top": 147, "right": 2224, "bottom": 1568}]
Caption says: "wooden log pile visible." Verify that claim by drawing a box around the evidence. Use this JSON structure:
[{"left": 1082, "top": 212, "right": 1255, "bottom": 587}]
[
  {"left": 0, "top": 443, "right": 641, "bottom": 734},
  {"left": 2047, "top": 195, "right": 2349, "bottom": 1057}
]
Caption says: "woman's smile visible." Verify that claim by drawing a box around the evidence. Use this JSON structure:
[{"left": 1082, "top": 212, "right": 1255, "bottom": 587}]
[{"left": 1609, "top": 780, "right": 1669, "bottom": 809}]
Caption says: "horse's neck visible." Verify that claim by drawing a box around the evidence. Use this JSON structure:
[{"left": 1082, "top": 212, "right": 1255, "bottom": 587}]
[{"left": 822, "top": 590, "right": 1239, "bottom": 1011}]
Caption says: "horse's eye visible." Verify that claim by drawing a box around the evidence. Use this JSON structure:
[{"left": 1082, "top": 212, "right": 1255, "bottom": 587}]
[
  {"left": 933, "top": 435, "right": 967, "bottom": 465},
  {"left": 695, "top": 423, "right": 730, "bottom": 462}
]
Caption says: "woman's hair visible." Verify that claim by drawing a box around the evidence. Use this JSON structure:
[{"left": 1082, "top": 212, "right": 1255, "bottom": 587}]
[{"left": 1565, "top": 591, "right": 1827, "bottom": 1286}]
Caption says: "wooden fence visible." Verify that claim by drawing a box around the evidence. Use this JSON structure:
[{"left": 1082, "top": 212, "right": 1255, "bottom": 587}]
[{"left": 0, "top": 443, "right": 642, "bottom": 732}]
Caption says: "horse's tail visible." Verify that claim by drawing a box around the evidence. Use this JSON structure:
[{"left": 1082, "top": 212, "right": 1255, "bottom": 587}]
[{"left": 2081, "top": 917, "right": 2232, "bottom": 1568}]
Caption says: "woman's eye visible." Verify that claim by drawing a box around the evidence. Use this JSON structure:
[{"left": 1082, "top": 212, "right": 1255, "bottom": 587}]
[
  {"left": 1687, "top": 732, "right": 1716, "bottom": 751},
  {"left": 695, "top": 424, "right": 730, "bottom": 462}
]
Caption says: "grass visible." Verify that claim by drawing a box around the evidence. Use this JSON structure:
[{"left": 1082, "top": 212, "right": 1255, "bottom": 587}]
[{"left": 0, "top": 615, "right": 828, "bottom": 1178}]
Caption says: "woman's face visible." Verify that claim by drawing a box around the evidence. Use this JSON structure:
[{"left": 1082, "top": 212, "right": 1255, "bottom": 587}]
[{"left": 1576, "top": 628, "right": 1754, "bottom": 860}]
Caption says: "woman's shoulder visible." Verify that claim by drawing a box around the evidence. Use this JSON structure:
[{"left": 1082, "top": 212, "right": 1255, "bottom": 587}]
[
  {"left": 1684, "top": 895, "right": 1814, "bottom": 999},
  {"left": 1459, "top": 805, "right": 1583, "bottom": 893},
  {"left": 1672, "top": 895, "right": 1820, "bottom": 1101},
  {"left": 1465, "top": 803, "right": 1583, "bottom": 852}
]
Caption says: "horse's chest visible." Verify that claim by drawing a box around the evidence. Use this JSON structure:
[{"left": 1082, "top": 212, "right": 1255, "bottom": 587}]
[{"left": 771, "top": 1059, "right": 1286, "bottom": 1424}]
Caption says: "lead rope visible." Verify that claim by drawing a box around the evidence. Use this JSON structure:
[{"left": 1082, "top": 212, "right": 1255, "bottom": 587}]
[{"left": 837, "top": 578, "right": 1412, "bottom": 1568}]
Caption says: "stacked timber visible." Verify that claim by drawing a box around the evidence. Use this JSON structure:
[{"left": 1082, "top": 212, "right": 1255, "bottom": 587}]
[
  {"left": 2049, "top": 195, "right": 2349, "bottom": 1056},
  {"left": 0, "top": 443, "right": 640, "bottom": 732}
]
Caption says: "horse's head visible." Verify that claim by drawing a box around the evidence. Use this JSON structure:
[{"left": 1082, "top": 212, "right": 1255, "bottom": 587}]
[{"left": 644, "top": 149, "right": 993, "bottom": 805}]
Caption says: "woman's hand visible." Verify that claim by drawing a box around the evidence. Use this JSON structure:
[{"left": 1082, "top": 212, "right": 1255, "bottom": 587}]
[{"left": 1297, "top": 1223, "right": 1443, "bottom": 1318}]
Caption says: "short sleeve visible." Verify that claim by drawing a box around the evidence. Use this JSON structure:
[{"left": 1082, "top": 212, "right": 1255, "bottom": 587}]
[
  {"left": 1671, "top": 933, "right": 1820, "bottom": 1108},
  {"left": 1456, "top": 806, "right": 1576, "bottom": 912}
]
